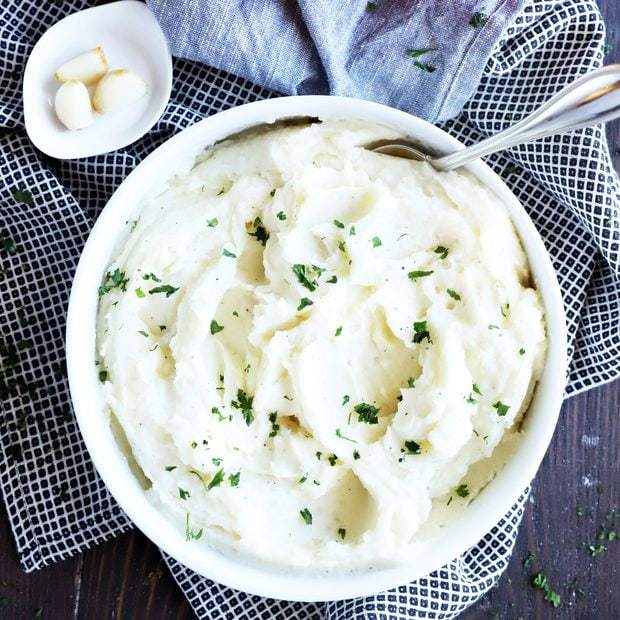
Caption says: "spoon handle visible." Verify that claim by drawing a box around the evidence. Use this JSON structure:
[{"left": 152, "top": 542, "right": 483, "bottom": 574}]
[{"left": 433, "top": 64, "right": 620, "bottom": 171}]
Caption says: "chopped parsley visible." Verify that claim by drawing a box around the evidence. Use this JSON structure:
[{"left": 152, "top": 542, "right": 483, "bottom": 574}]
[
  {"left": 455, "top": 484, "right": 470, "bottom": 498},
  {"left": 589, "top": 544, "right": 607, "bottom": 557},
  {"left": 12, "top": 187, "right": 33, "bottom": 204},
  {"left": 501, "top": 302, "right": 511, "bottom": 318},
  {"left": 276, "top": 211, "right": 286, "bottom": 221},
  {"left": 138, "top": 330, "right": 149, "bottom": 338},
  {"left": 229, "top": 471, "right": 241, "bottom": 487},
  {"left": 371, "top": 236, "right": 382, "bottom": 248},
  {"left": 327, "top": 275, "right": 338, "bottom": 283},
  {"left": 211, "top": 406, "right": 226, "bottom": 421},
  {"left": 531, "top": 572, "right": 561, "bottom": 608},
  {"left": 149, "top": 284, "right": 179, "bottom": 298},
  {"left": 292, "top": 264, "right": 318, "bottom": 291},
  {"left": 231, "top": 389, "right": 254, "bottom": 425},
  {"left": 336, "top": 428, "right": 357, "bottom": 442},
  {"left": 0, "top": 230, "right": 16, "bottom": 254},
  {"left": 338, "top": 240, "right": 347, "bottom": 253},
  {"left": 247, "top": 217, "right": 270, "bottom": 246},
  {"left": 407, "top": 377, "right": 415, "bottom": 388},
  {"left": 472, "top": 384, "right": 482, "bottom": 395},
  {"left": 297, "top": 297, "right": 314, "bottom": 311},
  {"left": 222, "top": 248, "right": 237, "bottom": 258},
  {"left": 469, "top": 11, "right": 489, "bottom": 28},
  {"left": 446, "top": 289, "right": 461, "bottom": 301},
  {"left": 342, "top": 394, "right": 350, "bottom": 406},
  {"left": 493, "top": 401, "right": 510, "bottom": 417},
  {"left": 207, "top": 218, "right": 218, "bottom": 227},
  {"left": 268, "top": 411, "right": 280, "bottom": 437},
  {"left": 165, "top": 465, "right": 177, "bottom": 472},
  {"left": 211, "top": 458, "right": 222, "bottom": 466},
  {"left": 135, "top": 287, "right": 145, "bottom": 298},
  {"left": 333, "top": 219, "right": 345, "bottom": 229},
  {"left": 98, "top": 268, "right": 129, "bottom": 297},
  {"left": 519, "top": 347, "right": 526, "bottom": 356},
  {"left": 179, "top": 487, "right": 190, "bottom": 500},
  {"left": 434, "top": 246, "right": 449, "bottom": 259},
  {"left": 299, "top": 475, "right": 308, "bottom": 484},
  {"left": 412, "top": 320, "right": 431, "bottom": 344},
  {"left": 270, "top": 188, "right": 276, "bottom": 197},
  {"left": 506, "top": 162, "right": 521, "bottom": 175},
  {"left": 207, "top": 468, "right": 225, "bottom": 490},
  {"left": 143, "top": 273, "right": 161, "bottom": 282},
  {"left": 98, "top": 370, "right": 109, "bottom": 383},
  {"left": 210, "top": 320, "right": 224, "bottom": 335},
  {"left": 366, "top": 1, "right": 377, "bottom": 12},
  {"left": 300, "top": 508, "right": 313, "bottom": 525},
  {"left": 488, "top": 324, "right": 500, "bottom": 330},
  {"left": 403, "top": 440, "right": 421, "bottom": 455},
  {"left": 353, "top": 450, "right": 361, "bottom": 460},
  {"left": 405, "top": 48, "right": 436, "bottom": 72},
  {"left": 328, "top": 454, "right": 338, "bottom": 466},
  {"left": 408, "top": 270, "right": 433, "bottom": 280},
  {"left": 335, "top": 326, "right": 343, "bottom": 337},
  {"left": 185, "top": 513, "right": 203, "bottom": 541},
  {"left": 315, "top": 451, "right": 322, "bottom": 460},
  {"left": 354, "top": 402, "right": 380, "bottom": 425},
  {"left": 349, "top": 225, "right": 356, "bottom": 236},
  {"left": 338, "top": 527, "right": 346, "bottom": 539}
]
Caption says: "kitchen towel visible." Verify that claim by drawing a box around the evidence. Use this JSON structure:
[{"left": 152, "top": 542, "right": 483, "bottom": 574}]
[{"left": 0, "top": 0, "right": 618, "bottom": 619}]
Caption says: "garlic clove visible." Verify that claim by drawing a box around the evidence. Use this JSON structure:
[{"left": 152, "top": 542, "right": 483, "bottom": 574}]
[
  {"left": 54, "top": 80, "right": 94, "bottom": 130},
  {"left": 92, "top": 69, "right": 148, "bottom": 114},
  {"left": 54, "top": 47, "right": 108, "bottom": 85}
]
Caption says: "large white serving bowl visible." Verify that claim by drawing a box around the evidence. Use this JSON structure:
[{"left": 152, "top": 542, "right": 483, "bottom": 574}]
[{"left": 66, "top": 95, "right": 567, "bottom": 602}]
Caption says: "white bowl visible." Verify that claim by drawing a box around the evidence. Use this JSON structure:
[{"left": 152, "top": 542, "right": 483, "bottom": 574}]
[
  {"left": 23, "top": 1, "right": 172, "bottom": 160},
  {"left": 66, "top": 96, "right": 567, "bottom": 602}
]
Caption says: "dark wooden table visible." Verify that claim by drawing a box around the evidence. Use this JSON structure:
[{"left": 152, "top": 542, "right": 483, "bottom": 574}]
[{"left": 1, "top": 4, "right": 619, "bottom": 619}]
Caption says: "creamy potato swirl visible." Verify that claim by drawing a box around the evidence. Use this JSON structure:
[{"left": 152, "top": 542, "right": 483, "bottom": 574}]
[{"left": 97, "top": 121, "right": 546, "bottom": 568}]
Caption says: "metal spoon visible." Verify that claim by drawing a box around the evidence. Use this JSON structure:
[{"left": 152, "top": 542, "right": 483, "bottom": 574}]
[{"left": 369, "top": 64, "right": 620, "bottom": 171}]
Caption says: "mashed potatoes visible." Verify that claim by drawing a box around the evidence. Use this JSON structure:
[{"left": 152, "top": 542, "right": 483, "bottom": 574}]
[{"left": 96, "top": 120, "right": 546, "bottom": 568}]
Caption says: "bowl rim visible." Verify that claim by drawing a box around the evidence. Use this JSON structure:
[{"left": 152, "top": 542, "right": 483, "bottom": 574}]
[{"left": 66, "top": 95, "right": 567, "bottom": 602}]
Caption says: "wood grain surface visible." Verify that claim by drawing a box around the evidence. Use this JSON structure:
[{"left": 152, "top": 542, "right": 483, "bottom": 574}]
[{"left": 1, "top": 2, "right": 618, "bottom": 618}]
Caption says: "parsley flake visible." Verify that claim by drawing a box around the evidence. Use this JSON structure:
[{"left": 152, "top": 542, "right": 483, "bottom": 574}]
[
  {"left": 403, "top": 440, "right": 421, "bottom": 455},
  {"left": 342, "top": 395, "right": 350, "bottom": 406},
  {"left": 149, "top": 284, "right": 179, "bottom": 298},
  {"left": 268, "top": 411, "right": 280, "bottom": 437},
  {"left": 98, "top": 268, "right": 129, "bottom": 297},
  {"left": 336, "top": 428, "right": 357, "bottom": 443},
  {"left": 276, "top": 211, "right": 287, "bottom": 221},
  {"left": 231, "top": 389, "right": 254, "bottom": 425},
  {"left": 412, "top": 320, "right": 431, "bottom": 344},
  {"left": 354, "top": 402, "right": 380, "bottom": 424},
  {"left": 210, "top": 320, "right": 224, "bottom": 335},
  {"left": 366, "top": 1, "right": 377, "bottom": 12},
  {"left": 493, "top": 401, "right": 510, "bottom": 416},
  {"left": 338, "top": 527, "right": 347, "bottom": 539},
  {"left": 247, "top": 217, "right": 270, "bottom": 246},
  {"left": 229, "top": 471, "right": 241, "bottom": 487},
  {"left": 371, "top": 236, "right": 382, "bottom": 248},
  {"left": 469, "top": 11, "right": 488, "bottom": 28},
  {"left": 185, "top": 513, "right": 203, "bottom": 541},
  {"left": 434, "top": 246, "right": 449, "bottom": 259},
  {"left": 165, "top": 465, "right": 177, "bottom": 472},
  {"left": 292, "top": 264, "right": 317, "bottom": 291},
  {"left": 335, "top": 326, "right": 343, "bottom": 337},
  {"left": 207, "top": 468, "right": 225, "bottom": 490},
  {"left": 408, "top": 270, "right": 433, "bottom": 280},
  {"left": 455, "top": 484, "right": 470, "bottom": 498},
  {"left": 353, "top": 450, "right": 361, "bottom": 460},
  {"left": 297, "top": 297, "right": 314, "bottom": 311},
  {"left": 407, "top": 377, "right": 415, "bottom": 388},
  {"left": 12, "top": 187, "right": 33, "bottom": 204},
  {"left": 222, "top": 248, "right": 237, "bottom": 258},
  {"left": 135, "top": 287, "right": 145, "bottom": 298},
  {"left": 300, "top": 508, "right": 313, "bottom": 525},
  {"left": 179, "top": 487, "right": 190, "bottom": 500},
  {"left": 447, "top": 289, "right": 461, "bottom": 301},
  {"left": 334, "top": 219, "right": 345, "bottom": 229},
  {"left": 207, "top": 218, "right": 218, "bottom": 228}
]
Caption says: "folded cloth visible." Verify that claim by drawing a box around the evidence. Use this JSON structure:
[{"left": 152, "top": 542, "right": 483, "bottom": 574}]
[
  {"left": 146, "top": 0, "right": 525, "bottom": 124},
  {"left": 0, "top": 0, "right": 618, "bottom": 619}
]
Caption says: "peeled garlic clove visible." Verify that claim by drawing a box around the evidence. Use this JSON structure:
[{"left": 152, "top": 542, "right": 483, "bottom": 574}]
[
  {"left": 54, "top": 47, "right": 108, "bottom": 85},
  {"left": 54, "top": 80, "right": 94, "bottom": 131},
  {"left": 92, "top": 69, "right": 147, "bottom": 114}
]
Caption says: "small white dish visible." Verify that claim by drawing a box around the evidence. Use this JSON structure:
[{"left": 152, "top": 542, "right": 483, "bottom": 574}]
[
  {"left": 23, "top": 1, "right": 172, "bottom": 160},
  {"left": 66, "top": 96, "right": 568, "bottom": 602}
]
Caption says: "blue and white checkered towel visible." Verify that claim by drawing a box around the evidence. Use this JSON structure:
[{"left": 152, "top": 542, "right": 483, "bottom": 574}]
[{"left": 0, "top": 0, "right": 618, "bottom": 619}]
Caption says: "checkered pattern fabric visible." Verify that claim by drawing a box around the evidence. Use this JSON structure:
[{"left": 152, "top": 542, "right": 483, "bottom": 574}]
[{"left": 0, "top": 0, "right": 617, "bottom": 619}]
